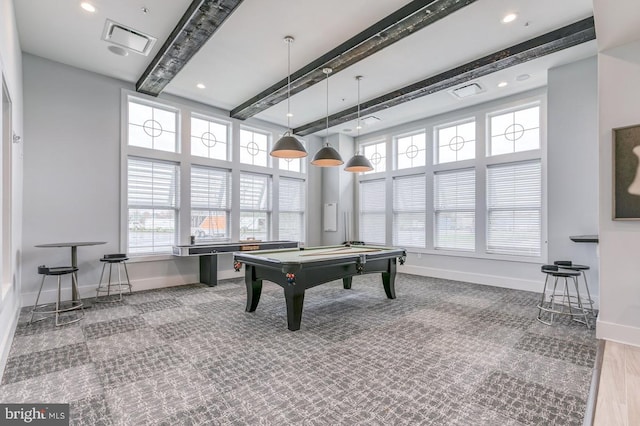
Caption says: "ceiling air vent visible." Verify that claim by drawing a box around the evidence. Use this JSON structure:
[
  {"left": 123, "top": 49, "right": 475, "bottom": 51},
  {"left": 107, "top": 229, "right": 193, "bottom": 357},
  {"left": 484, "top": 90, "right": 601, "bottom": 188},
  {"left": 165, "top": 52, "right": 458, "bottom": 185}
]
[
  {"left": 102, "top": 19, "right": 157, "bottom": 56},
  {"left": 361, "top": 116, "right": 381, "bottom": 125},
  {"left": 450, "top": 82, "right": 485, "bottom": 99}
]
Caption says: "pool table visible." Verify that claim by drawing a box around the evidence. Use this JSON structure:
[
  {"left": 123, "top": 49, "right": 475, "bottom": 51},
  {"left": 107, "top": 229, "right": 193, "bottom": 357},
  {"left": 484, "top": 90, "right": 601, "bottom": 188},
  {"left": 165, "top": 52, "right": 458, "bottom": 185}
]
[{"left": 233, "top": 245, "right": 406, "bottom": 331}]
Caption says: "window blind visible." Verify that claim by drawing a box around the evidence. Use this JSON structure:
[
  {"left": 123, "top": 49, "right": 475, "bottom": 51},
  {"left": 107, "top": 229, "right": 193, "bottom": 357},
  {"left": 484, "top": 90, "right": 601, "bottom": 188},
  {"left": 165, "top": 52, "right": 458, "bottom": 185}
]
[
  {"left": 240, "top": 173, "right": 271, "bottom": 240},
  {"left": 127, "top": 158, "right": 179, "bottom": 254},
  {"left": 487, "top": 160, "right": 541, "bottom": 256},
  {"left": 128, "top": 158, "right": 178, "bottom": 208},
  {"left": 191, "top": 166, "right": 230, "bottom": 240},
  {"left": 434, "top": 168, "right": 475, "bottom": 251},
  {"left": 393, "top": 174, "right": 426, "bottom": 247},
  {"left": 359, "top": 179, "right": 386, "bottom": 244},
  {"left": 279, "top": 177, "right": 305, "bottom": 242}
]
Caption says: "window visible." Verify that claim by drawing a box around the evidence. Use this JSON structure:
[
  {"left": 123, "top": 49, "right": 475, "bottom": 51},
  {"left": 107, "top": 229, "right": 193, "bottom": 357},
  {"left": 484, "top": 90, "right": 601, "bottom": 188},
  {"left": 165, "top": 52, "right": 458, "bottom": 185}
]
[
  {"left": 487, "top": 160, "right": 541, "bottom": 256},
  {"left": 122, "top": 93, "right": 310, "bottom": 254},
  {"left": 279, "top": 177, "right": 305, "bottom": 242},
  {"left": 393, "top": 175, "right": 426, "bottom": 247},
  {"left": 355, "top": 93, "right": 544, "bottom": 261},
  {"left": 191, "top": 115, "right": 229, "bottom": 161},
  {"left": 434, "top": 169, "right": 475, "bottom": 251},
  {"left": 191, "top": 166, "right": 230, "bottom": 242},
  {"left": 396, "top": 132, "right": 426, "bottom": 170},
  {"left": 489, "top": 105, "right": 540, "bottom": 156},
  {"left": 128, "top": 100, "right": 178, "bottom": 152},
  {"left": 359, "top": 179, "right": 386, "bottom": 244},
  {"left": 240, "top": 128, "right": 269, "bottom": 167},
  {"left": 435, "top": 120, "right": 475, "bottom": 164},
  {"left": 363, "top": 141, "right": 386, "bottom": 174},
  {"left": 127, "top": 158, "right": 179, "bottom": 254},
  {"left": 240, "top": 173, "right": 271, "bottom": 241}
]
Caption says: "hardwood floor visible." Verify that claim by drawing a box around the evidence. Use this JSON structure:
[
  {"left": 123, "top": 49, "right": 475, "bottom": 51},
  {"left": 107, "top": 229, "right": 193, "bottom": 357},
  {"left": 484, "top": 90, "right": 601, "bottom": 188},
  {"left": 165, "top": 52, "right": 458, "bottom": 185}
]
[{"left": 594, "top": 341, "right": 640, "bottom": 425}]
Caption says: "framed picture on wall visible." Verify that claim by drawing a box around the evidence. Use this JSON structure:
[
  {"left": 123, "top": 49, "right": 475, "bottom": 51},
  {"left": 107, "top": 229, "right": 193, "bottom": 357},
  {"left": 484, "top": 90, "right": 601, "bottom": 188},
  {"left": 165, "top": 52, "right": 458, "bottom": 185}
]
[{"left": 613, "top": 124, "right": 640, "bottom": 219}]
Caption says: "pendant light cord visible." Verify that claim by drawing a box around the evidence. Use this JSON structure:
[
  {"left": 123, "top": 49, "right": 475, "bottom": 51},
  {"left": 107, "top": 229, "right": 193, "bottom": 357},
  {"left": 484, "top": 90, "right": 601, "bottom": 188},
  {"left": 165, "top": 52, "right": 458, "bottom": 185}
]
[
  {"left": 325, "top": 70, "right": 329, "bottom": 142},
  {"left": 356, "top": 76, "right": 361, "bottom": 139},
  {"left": 286, "top": 37, "right": 292, "bottom": 131}
]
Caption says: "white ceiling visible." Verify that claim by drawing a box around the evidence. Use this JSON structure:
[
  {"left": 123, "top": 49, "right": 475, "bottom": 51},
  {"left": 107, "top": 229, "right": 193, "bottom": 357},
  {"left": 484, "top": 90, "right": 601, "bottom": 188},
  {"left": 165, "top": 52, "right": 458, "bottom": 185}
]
[{"left": 15, "top": 0, "right": 596, "bottom": 137}]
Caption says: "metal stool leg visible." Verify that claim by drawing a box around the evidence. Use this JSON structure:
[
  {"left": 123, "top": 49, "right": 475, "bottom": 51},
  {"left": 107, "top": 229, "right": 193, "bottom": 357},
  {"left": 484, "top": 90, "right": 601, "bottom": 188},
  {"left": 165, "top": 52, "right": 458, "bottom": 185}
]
[
  {"left": 549, "top": 276, "right": 560, "bottom": 325},
  {"left": 71, "top": 272, "right": 84, "bottom": 313},
  {"left": 571, "top": 276, "right": 592, "bottom": 329},
  {"left": 96, "top": 261, "right": 107, "bottom": 298},
  {"left": 55, "top": 275, "right": 62, "bottom": 326},
  {"left": 123, "top": 262, "right": 132, "bottom": 294},
  {"left": 107, "top": 263, "right": 113, "bottom": 297},
  {"left": 562, "top": 276, "right": 575, "bottom": 316},
  {"left": 117, "top": 263, "right": 123, "bottom": 301},
  {"left": 29, "top": 275, "right": 48, "bottom": 324},
  {"left": 581, "top": 271, "right": 595, "bottom": 313},
  {"left": 537, "top": 274, "right": 551, "bottom": 324}
]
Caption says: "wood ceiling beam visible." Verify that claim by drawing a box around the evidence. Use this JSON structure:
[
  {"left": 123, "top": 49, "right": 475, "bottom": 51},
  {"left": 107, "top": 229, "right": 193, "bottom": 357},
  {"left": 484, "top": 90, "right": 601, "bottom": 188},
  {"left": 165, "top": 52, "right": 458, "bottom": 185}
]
[
  {"left": 293, "top": 17, "right": 596, "bottom": 137},
  {"left": 136, "top": 0, "right": 244, "bottom": 96},
  {"left": 230, "top": 0, "right": 477, "bottom": 120}
]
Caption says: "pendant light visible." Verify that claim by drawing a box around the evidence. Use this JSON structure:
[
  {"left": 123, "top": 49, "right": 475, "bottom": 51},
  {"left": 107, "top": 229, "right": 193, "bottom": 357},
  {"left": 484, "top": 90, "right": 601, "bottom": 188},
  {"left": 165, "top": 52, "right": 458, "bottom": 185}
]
[
  {"left": 345, "top": 76, "right": 374, "bottom": 172},
  {"left": 270, "top": 36, "right": 307, "bottom": 159},
  {"left": 311, "top": 67, "right": 344, "bottom": 167}
]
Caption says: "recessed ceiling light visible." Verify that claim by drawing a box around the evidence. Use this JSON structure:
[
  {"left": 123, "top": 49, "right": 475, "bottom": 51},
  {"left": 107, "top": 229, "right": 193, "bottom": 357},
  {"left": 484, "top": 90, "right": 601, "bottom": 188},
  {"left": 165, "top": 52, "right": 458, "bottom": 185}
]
[
  {"left": 107, "top": 45, "right": 128, "bottom": 57},
  {"left": 502, "top": 13, "right": 517, "bottom": 23},
  {"left": 196, "top": 83, "right": 206, "bottom": 89},
  {"left": 286, "top": 112, "right": 293, "bottom": 117},
  {"left": 516, "top": 73, "right": 530, "bottom": 81},
  {"left": 81, "top": 2, "right": 96, "bottom": 13},
  {"left": 498, "top": 81, "right": 508, "bottom": 88}
]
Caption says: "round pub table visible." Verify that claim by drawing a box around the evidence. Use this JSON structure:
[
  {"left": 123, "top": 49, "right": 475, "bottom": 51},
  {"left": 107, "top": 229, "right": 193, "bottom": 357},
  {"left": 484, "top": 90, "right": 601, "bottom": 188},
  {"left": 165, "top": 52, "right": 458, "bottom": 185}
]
[{"left": 35, "top": 241, "right": 106, "bottom": 302}]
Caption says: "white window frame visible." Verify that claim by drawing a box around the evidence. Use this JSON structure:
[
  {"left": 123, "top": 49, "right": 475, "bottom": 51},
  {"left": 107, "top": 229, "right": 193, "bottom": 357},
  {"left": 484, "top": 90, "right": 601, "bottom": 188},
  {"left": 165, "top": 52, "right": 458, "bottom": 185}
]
[
  {"left": 120, "top": 90, "right": 307, "bottom": 259},
  {"left": 355, "top": 90, "right": 546, "bottom": 263},
  {"left": 190, "top": 113, "right": 232, "bottom": 162},
  {"left": 434, "top": 117, "right": 476, "bottom": 165},
  {"left": 394, "top": 130, "right": 427, "bottom": 171}
]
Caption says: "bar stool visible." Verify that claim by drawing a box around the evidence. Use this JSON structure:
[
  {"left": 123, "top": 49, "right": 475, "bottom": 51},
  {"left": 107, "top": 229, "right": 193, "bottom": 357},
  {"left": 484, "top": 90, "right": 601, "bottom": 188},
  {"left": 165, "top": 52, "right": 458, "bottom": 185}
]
[
  {"left": 95, "top": 254, "right": 132, "bottom": 302},
  {"left": 553, "top": 260, "right": 595, "bottom": 316},
  {"left": 537, "top": 265, "right": 592, "bottom": 329},
  {"left": 30, "top": 265, "right": 84, "bottom": 326}
]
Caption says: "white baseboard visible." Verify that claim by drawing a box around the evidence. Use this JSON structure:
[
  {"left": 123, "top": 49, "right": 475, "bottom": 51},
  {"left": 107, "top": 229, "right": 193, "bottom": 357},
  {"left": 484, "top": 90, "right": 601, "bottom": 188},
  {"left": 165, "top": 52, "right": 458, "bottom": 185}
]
[
  {"left": 596, "top": 318, "right": 640, "bottom": 347},
  {"left": 21, "top": 269, "right": 243, "bottom": 307},
  {"left": 0, "top": 293, "right": 21, "bottom": 384},
  {"left": 398, "top": 264, "right": 601, "bottom": 308},
  {"left": 399, "top": 264, "right": 541, "bottom": 293}
]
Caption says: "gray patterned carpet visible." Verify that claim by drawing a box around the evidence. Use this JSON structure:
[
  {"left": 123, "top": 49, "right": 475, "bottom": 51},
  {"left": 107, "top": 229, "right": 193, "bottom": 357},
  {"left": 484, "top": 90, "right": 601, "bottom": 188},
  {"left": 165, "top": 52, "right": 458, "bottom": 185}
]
[{"left": 0, "top": 273, "right": 597, "bottom": 425}]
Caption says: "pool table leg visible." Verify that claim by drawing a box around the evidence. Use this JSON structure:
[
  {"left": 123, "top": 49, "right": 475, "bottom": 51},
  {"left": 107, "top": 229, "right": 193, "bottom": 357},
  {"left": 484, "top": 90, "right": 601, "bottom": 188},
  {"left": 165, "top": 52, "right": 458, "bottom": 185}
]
[
  {"left": 343, "top": 276, "right": 352, "bottom": 289},
  {"left": 244, "top": 266, "right": 263, "bottom": 312},
  {"left": 284, "top": 288, "right": 305, "bottom": 331},
  {"left": 382, "top": 259, "right": 397, "bottom": 299}
]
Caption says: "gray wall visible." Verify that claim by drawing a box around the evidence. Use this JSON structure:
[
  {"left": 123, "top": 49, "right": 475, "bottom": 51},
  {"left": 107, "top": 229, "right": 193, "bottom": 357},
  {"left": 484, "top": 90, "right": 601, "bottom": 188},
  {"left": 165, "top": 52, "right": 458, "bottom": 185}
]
[
  {"left": 0, "top": 0, "right": 24, "bottom": 381},
  {"left": 597, "top": 41, "right": 640, "bottom": 346},
  {"left": 321, "top": 133, "right": 355, "bottom": 245},
  {"left": 547, "top": 56, "right": 599, "bottom": 298},
  {"left": 21, "top": 53, "right": 321, "bottom": 304}
]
